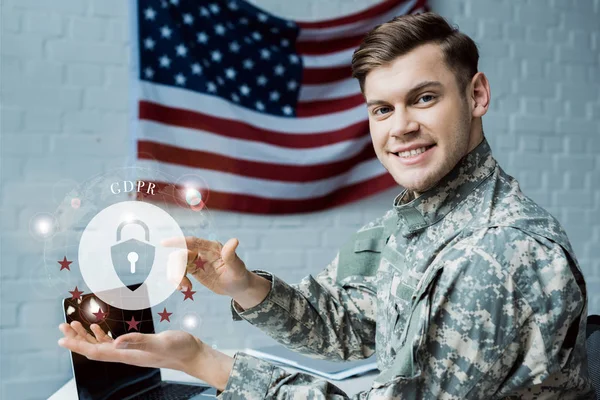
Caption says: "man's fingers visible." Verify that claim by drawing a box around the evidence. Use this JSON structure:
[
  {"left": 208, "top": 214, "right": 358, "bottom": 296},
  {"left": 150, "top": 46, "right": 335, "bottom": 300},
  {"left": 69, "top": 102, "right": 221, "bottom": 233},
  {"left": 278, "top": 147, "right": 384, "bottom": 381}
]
[
  {"left": 177, "top": 275, "right": 193, "bottom": 291},
  {"left": 59, "top": 323, "right": 78, "bottom": 339},
  {"left": 162, "top": 236, "right": 221, "bottom": 258},
  {"left": 221, "top": 238, "right": 239, "bottom": 264},
  {"left": 58, "top": 332, "right": 165, "bottom": 369},
  {"left": 90, "top": 324, "right": 113, "bottom": 343},
  {"left": 160, "top": 236, "right": 191, "bottom": 249},
  {"left": 70, "top": 321, "right": 98, "bottom": 344},
  {"left": 161, "top": 236, "right": 213, "bottom": 249},
  {"left": 58, "top": 337, "right": 124, "bottom": 363},
  {"left": 166, "top": 248, "right": 189, "bottom": 287},
  {"left": 186, "top": 249, "right": 201, "bottom": 265},
  {"left": 165, "top": 247, "right": 218, "bottom": 285},
  {"left": 58, "top": 337, "right": 96, "bottom": 358}
]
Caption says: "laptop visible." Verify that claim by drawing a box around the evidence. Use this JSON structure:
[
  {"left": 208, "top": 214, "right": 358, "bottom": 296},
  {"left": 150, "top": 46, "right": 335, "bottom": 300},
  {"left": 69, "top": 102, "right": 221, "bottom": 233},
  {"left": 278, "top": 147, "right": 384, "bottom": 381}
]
[{"left": 62, "top": 283, "right": 217, "bottom": 399}]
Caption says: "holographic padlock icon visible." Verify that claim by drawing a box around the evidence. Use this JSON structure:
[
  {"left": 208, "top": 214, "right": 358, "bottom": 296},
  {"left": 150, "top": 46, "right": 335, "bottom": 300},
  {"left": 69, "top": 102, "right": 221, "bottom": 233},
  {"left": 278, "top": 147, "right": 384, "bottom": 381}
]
[{"left": 110, "top": 220, "right": 155, "bottom": 287}]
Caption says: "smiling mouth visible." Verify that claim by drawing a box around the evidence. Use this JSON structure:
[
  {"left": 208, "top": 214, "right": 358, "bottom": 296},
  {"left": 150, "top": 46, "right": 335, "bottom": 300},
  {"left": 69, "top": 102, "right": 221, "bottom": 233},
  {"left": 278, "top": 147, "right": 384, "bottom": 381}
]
[{"left": 392, "top": 144, "right": 435, "bottom": 158}]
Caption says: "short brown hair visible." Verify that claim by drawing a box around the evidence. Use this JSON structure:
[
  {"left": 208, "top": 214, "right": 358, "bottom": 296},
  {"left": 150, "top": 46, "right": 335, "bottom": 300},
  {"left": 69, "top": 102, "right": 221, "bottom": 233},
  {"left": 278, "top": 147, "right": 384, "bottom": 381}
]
[{"left": 351, "top": 12, "right": 479, "bottom": 94}]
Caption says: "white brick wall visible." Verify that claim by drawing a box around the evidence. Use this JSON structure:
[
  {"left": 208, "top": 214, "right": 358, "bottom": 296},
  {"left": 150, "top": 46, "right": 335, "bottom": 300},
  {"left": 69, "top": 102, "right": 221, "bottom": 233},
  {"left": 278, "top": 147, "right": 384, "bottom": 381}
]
[{"left": 0, "top": 0, "right": 599, "bottom": 398}]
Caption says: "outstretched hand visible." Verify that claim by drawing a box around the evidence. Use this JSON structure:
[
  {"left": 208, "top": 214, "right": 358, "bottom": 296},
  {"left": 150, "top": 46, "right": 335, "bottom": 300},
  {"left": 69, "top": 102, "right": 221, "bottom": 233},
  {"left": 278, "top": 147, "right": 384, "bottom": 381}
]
[
  {"left": 58, "top": 321, "right": 235, "bottom": 391},
  {"left": 58, "top": 321, "right": 203, "bottom": 373}
]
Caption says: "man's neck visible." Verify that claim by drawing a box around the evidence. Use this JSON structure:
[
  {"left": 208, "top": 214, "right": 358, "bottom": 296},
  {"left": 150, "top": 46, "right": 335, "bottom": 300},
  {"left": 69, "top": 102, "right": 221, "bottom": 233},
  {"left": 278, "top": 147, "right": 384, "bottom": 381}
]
[{"left": 408, "top": 134, "right": 486, "bottom": 201}]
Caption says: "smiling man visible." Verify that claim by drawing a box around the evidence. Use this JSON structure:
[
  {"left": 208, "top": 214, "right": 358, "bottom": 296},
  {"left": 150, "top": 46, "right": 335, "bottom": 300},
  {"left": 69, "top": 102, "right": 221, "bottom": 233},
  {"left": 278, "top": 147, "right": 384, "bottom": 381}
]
[
  {"left": 58, "top": 12, "right": 595, "bottom": 399},
  {"left": 362, "top": 44, "right": 479, "bottom": 197}
]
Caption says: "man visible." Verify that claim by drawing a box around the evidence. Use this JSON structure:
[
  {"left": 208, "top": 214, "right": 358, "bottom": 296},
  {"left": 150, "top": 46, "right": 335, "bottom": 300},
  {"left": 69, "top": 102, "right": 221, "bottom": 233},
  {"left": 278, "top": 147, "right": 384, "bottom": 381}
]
[{"left": 58, "top": 12, "right": 595, "bottom": 399}]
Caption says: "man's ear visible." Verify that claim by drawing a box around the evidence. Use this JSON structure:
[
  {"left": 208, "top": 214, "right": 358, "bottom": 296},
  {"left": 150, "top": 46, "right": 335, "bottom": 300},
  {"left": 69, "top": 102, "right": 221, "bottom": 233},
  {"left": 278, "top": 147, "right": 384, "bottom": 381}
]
[{"left": 470, "top": 72, "right": 491, "bottom": 118}]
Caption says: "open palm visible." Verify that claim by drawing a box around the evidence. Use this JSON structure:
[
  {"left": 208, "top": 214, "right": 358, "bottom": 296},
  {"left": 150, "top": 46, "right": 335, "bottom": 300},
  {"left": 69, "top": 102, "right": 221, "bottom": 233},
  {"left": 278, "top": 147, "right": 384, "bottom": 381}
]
[{"left": 58, "top": 321, "right": 203, "bottom": 372}]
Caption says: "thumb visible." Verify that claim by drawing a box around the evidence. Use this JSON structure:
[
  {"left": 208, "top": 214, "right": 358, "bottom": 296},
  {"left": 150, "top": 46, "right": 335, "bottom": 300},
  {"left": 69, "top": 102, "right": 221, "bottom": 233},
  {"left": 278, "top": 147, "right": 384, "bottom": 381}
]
[{"left": 221, "top": 238, "right": 239, "bottom": 264}]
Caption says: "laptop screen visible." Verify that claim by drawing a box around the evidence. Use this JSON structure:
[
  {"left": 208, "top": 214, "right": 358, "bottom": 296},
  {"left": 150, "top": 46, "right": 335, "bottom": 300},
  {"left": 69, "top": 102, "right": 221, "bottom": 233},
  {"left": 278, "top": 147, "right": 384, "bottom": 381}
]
[{"left": 63, "top": 284, "right": 161, "bottom": 400}]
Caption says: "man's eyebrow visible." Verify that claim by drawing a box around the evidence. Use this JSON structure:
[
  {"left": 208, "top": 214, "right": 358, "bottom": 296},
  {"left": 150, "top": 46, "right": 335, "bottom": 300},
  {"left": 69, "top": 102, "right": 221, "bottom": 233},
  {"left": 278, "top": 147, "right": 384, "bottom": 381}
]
[
  {"left": 366, "top": 81, "right": 443, "bottom": 107},
  {"left": 407, "top": 80, "right": 443, "bottom": 95}
]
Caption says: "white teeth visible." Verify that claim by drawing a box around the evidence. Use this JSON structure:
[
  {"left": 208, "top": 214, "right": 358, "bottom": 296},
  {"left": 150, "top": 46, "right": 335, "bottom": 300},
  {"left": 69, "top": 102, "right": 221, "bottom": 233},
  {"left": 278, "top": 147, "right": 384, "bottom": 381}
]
[{"left": 397, "top": 146, "right": 428, "bottom": 158}]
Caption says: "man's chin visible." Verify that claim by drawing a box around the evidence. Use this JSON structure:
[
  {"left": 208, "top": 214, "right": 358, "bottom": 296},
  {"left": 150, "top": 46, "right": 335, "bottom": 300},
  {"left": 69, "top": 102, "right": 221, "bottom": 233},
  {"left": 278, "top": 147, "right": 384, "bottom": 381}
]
[{"left": 392, "top": 174, "right": 439, "bottom": 195}]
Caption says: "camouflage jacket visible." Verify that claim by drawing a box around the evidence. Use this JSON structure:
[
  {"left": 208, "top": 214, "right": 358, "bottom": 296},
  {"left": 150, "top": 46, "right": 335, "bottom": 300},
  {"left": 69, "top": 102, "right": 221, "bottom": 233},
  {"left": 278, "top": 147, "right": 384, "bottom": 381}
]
[{"left": 219, "top": 138, "right": 595, "bottom": 399}]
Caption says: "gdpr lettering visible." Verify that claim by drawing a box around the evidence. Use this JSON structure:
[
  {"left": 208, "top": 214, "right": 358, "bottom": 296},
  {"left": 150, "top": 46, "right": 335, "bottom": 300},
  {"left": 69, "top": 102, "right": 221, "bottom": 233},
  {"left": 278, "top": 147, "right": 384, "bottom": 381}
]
[{"left": 110, "top": 181, "right": 156, "bottom": 195}]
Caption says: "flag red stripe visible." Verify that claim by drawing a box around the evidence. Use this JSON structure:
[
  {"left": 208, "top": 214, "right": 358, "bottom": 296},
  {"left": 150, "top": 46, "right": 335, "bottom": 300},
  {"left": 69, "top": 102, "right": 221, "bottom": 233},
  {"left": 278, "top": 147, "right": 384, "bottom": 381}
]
[
  {"left": 302, "top": 65, "right": 352, "bottom": 85},
  {"left": 296, "top": 93, "right": 364, "bottom": 117},
  {"left": 138, "top": 140, "right": 377, "bottom": 182},
  {"left": 296, "top": 0, "right": 426, "bottom": 55},
  {"left": 295, "top": 0, "right": 410, "bottom": 29},
  {"left": 137, "top": 174, "right": 398, "bottom": 214},
  {"left": 297, "top": 34, "right": 364, "bottom": 56},
  {"left": 138, "top": 101, "right": 369, "bottom": 148}
]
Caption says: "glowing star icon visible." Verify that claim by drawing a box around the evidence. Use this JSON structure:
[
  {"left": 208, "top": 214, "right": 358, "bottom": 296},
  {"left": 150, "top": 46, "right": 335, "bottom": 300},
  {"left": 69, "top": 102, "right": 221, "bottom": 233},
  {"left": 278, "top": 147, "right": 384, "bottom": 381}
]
[
  {"left": 93, "top": 308, "right": 108, "bottom": 322},
  {"left": 69, "top": 286, "right": 84, "bottom": 300},
  {"left": 181, "top": 287, "right": 196, "bottom": 301},
  {"left": 192, "top": 256, "right": 207, "bottom": 273},
  {"left": 58, "top": 256, "right": 73, "bottom": 271},
  {"left": 126, "top": 316, "right": 141, "bottom": 331},
  {"left": 158, "top": 307, "right": 173, "bottom": 322}
]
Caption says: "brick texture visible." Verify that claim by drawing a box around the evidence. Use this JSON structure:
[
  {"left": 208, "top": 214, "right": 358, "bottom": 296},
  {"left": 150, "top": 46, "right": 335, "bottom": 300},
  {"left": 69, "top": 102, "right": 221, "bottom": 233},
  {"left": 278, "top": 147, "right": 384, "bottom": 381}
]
[{"left": 1, "top": 0, "right": 599, "bottom": 398}]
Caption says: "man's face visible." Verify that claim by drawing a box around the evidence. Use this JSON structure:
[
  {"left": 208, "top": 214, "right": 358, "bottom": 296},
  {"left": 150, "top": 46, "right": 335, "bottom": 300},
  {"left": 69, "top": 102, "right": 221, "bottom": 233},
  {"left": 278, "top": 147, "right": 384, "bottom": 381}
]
[{"left": 364, "top": 44, "right": 478, "bottom": 195}]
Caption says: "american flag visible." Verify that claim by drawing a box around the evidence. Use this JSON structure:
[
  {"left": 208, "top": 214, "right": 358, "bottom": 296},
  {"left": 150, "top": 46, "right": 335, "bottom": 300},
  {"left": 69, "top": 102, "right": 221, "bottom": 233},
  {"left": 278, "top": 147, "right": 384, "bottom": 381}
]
[{"left": 131, "top": 0, "right": 427, "bottom": 214}]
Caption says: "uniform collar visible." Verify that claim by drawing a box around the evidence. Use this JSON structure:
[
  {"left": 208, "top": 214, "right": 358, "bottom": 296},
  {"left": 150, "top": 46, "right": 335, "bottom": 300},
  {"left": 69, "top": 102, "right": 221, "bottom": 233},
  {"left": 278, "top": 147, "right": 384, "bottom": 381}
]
[{"left": 392, "top": 137, "right": 496, "bottom": 237}]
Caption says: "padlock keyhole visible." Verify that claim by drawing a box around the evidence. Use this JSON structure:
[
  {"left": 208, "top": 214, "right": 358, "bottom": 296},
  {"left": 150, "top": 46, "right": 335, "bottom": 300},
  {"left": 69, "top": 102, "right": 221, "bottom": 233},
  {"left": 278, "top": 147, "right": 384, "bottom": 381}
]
[{"left": 127, "top": 252, "right": 139, "bottom": 274}]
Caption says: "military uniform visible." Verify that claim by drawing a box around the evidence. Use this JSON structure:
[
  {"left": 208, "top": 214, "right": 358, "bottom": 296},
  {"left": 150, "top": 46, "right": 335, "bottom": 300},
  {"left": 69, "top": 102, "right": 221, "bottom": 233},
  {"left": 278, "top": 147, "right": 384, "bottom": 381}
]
[{"left": 218, "top": 138, "right": 595, "bottom": 399}]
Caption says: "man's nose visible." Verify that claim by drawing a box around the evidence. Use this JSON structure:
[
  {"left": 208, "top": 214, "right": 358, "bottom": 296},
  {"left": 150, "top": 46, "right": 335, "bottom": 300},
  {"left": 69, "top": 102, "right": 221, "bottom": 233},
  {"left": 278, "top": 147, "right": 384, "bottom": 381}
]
[{"left": 389, "top": 109, "right": 419, "bottom": 137}]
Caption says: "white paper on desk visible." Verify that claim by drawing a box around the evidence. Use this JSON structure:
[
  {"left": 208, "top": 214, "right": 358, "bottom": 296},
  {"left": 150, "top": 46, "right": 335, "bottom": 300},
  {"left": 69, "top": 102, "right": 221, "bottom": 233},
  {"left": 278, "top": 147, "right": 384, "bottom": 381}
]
[{"left": 244, "top": 345, "right": 378, "bottom": 380}]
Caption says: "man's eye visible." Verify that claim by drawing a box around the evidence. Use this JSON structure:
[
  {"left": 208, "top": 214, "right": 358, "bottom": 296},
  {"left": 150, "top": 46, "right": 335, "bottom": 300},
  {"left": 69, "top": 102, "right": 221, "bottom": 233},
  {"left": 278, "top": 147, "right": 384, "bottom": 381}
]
[
  {"left": 417, "top": 95, "right": 435, "bottom": 104},
  {"left": 373, "top": 107, "right": 391, "bottom": 115}
]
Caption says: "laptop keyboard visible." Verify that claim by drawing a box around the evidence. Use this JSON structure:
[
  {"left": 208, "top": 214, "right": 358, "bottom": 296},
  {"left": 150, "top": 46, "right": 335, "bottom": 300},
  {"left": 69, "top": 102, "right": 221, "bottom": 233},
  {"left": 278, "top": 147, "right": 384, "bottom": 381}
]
[{"left": 128, "top": 383, "right": 210, "bottom": 399}]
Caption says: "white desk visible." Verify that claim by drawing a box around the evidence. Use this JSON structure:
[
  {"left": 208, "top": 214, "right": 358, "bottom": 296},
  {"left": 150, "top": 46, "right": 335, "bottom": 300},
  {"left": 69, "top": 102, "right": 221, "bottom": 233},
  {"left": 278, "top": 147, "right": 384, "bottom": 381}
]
[{"left": 48, "top": 349, "right": 378, "bottom": 399}]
